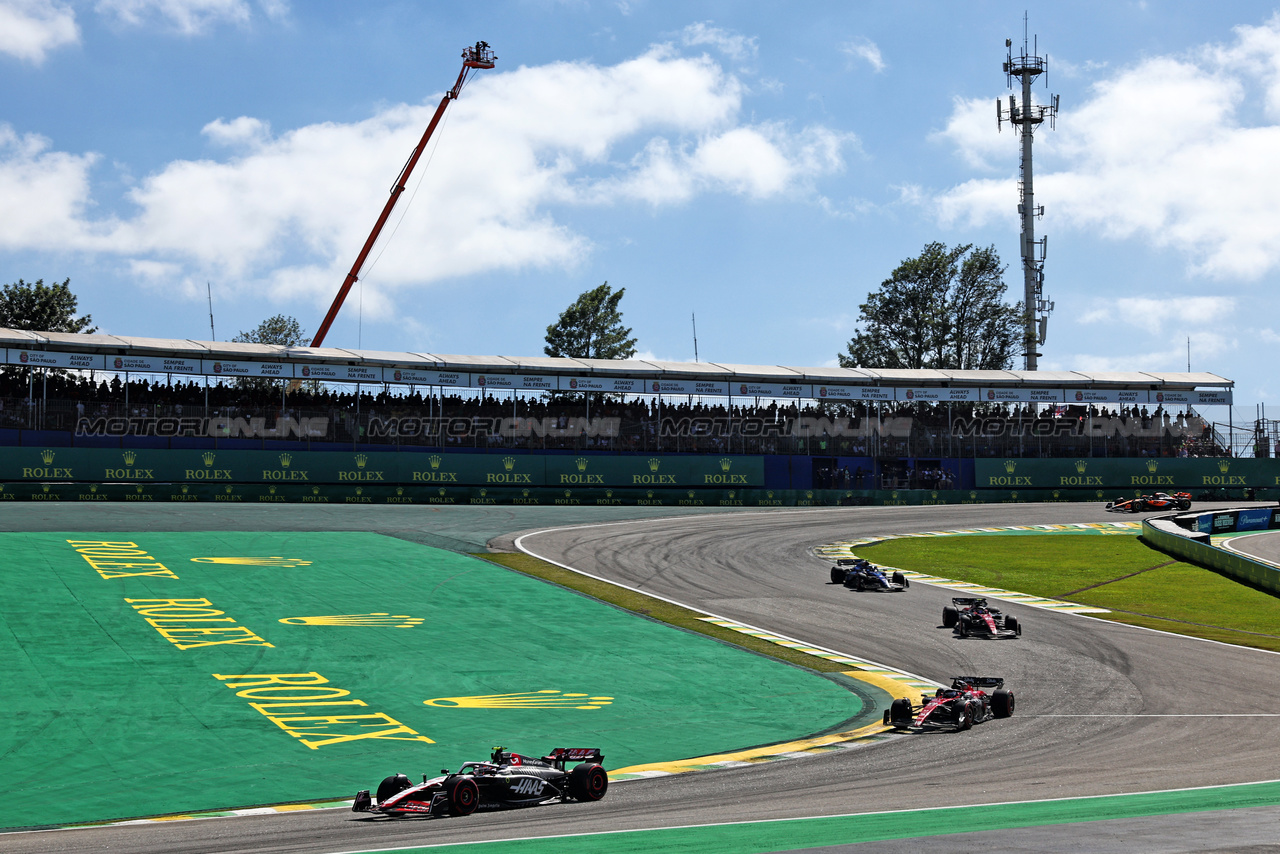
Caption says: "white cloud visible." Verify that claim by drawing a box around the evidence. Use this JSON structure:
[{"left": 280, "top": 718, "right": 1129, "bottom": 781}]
[
  {"left": 94, "top": 0, "right": 253, "bottom": 33},
  {"left": 202, "top": 116, "right": 271, "bottom": 148},
  {"left": 1078, "top": 296, "right": 1236, "bottom": 334},
  {"left": 0, "top": 47, "right": 849, "bottom": 318},
  {"left": 841, "top": 38, "right": 885, "bottom": 73},
  {"left": 1050, "top": 330, "right": 1233, "bottom": 374},
  {"left": 0, "top": 0, "right": 78, "bottom": 63},
  {"left": 681, "top": 21, "right": 757, "bottom": 62},
  {"left": 0, "top": 126, "right": 103, "bottom": 250},
  {"left": 934, "top": 13, "right": 1280, "bottom": 280},
  {"left": 932, "top": 95, "right": 1009, "bottom": 170}
]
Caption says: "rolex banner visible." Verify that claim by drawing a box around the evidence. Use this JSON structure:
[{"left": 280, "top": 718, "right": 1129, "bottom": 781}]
[
  {"left": 0, "top": 448, "right": 765, "bottom": 489},
  {"left": 974, "top": 457, "right": 1267, "bottom": 490}
]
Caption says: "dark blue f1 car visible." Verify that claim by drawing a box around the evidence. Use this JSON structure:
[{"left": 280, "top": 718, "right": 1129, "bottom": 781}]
[{"left": 829, "top": 558, "right": 910, "bottom": 592}]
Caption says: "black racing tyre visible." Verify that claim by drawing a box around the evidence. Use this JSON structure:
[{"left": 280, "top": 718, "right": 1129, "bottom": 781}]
[
  {"left": 830, "top": 566, "right": 844, "bottom": 584},
  {"left": 1005, "top": 615, "right": 1020, "bottom": 636},
  {"left": 942, "top": 605, "right": 958, "bottom": 628},
  {"left": 376, "top": 774, "right": 412, "bottom": 804},
  {"left": 1130, "top": 501, "right": 1143, "bottom": 513},
  {"left": 448, "top": 777, "right": 479, "bottom": 816},
  {"left": 888, "top": 698, "right": 913, "bottom": 728},
  {"left": 957, "top": 703, "right": 974, "bottom": 731},
  {"left": 568, "top": 763, "right": 609, "bottom": 801},
  {"left": 992, "top": 689, "right": 1015, "bottom": 718},
  {"left": 891, "top": 571, "right": 906, "bottom": 587},
  {"left": 1178, "top": 499, "right": 1191, "bottom": 510},
  {"left": 957, "top": 619, "right": 968, "bottom": 638},
  {"left": 855, "top": 576, "right": 865, "bottom": 592}
]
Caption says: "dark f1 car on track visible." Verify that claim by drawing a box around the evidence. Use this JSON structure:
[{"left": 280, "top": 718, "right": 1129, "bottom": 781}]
[
  {"left": 352, "top": 747, "right": 608, "bottom": 818},
  {"left": 829, "top": 558, "right": 910, "bottom": 591},
  {"left": 1105, "top": 492, "right": 1191, "bottom": 513},
  {"left": 942, "top": 597, "right": 1021, "bottom": 638},
  {"left": 883, "top": 676, "right": 1015, "bottom": 732}
]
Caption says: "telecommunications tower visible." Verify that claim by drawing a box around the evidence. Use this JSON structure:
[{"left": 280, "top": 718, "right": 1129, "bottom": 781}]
[{"left": 998, "top": 19, "right": 1058, "bottom": 371}]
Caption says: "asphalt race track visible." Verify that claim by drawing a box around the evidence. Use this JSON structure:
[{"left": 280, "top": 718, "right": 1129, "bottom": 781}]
[{"left": 6, "top": 502, "right": 1280, "bottom": 853}]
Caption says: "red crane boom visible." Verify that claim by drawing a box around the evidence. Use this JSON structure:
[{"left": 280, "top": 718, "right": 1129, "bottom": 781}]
[{"left": 309, "top": 41, "right": 496, "bottom": 348}]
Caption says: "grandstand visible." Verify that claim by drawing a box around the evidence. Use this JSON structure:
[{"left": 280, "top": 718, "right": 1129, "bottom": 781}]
[{"left": 0, "top": 327, "right": 1253, "bottom": 504}]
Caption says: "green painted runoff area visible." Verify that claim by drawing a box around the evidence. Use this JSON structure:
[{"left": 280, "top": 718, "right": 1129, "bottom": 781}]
[
  {"left": 339, "top": 780, "right": 1280, "bottom": 853},
  {"left": 0, "top": 532, "right": 861, "bottom": 829}
]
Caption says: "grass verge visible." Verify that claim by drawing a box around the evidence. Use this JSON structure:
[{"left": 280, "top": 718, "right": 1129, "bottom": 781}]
[
  {"left": 855, "top": 534, "right": 1280, "bottom": 652},
  {"left": 477, "top": 552, "right": 853, "bottom": 673}
]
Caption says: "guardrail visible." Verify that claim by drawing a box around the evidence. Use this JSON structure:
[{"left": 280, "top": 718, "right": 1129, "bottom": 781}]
[{"left": 1141, "top": 507, "right": 1280, "bottom": 595}]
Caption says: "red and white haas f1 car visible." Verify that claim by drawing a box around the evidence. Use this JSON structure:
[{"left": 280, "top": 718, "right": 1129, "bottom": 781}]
[
  {"left": 352, "top": 747, "right": 607, "bottom": 818},
  {"left": 942, "top": 597, "right": 1021, "bottom": 639},
  {"left": 1105, "top": 492, "right": 1191, "bottom": 513},
  {"left": 883, "top": 677, "right": 1015, "bottom": 732}
]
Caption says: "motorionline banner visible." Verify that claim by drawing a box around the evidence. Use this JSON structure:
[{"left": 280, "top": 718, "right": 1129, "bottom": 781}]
[
  {"left": 0, "top": 448, "right": 764, "bottom": 489},
  {"left": 974, "top": 457, "right": 1279, "bottom": 489}
]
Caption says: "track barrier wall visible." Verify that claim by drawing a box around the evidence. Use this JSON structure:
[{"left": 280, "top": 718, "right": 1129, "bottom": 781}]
[
  {"left": 1142, "top": 508, "right": 1280, "bottom": 595},
  {"left": 2, "top": 446, "right": 1277, "bottom": 505}
]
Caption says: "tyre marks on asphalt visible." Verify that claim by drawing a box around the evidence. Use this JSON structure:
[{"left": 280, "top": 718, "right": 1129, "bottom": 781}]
[
  {"left": 814, "top": 522, "right": 1142, "bottom": 616},
  {"left": 608, "top": 620, "right": 944, "bottom": 782}
]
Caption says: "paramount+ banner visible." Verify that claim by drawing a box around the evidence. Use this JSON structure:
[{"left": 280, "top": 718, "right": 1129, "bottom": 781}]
[
  {"left": 974, "top": 457, "right": 1277, "bottom": 490},
  {"left": 0, "top": 448, "right": 765, "bottom": 490}
]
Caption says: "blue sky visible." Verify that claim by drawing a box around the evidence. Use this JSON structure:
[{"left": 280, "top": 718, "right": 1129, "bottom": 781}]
[{"left": 2, "top": 1, "right": 1278, "bottom": 414}]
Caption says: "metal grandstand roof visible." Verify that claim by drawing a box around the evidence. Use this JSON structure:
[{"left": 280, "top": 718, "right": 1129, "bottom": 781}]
[{"left": 0, "top": 328, "right": 1233, "bottom": 390}]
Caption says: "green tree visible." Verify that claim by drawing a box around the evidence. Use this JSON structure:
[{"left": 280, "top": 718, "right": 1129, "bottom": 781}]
[
  {"left": 0, "top": 278, "right": 96, "bottom": 333},
  {"left": 838, "top": 243, "right": 1022, "bottom": 370},
  {"left": 232, "top": 314, "right": 306, "bottom": 347},
  {"left": 544, "top": 282, "right": 638, "bottom": 360},
  {"left": 231, "top": 314, "right": 309, "bottom": 394}
]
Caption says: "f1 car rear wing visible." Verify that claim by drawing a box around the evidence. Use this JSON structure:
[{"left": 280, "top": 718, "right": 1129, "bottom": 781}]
[
  {"left": 951, "top": 676, "right": 1004, "bottom": 689},
  {"left": 541, "top": 747, "right": 605, "bottom": 768},
  {"left": 951, "top": 597, "right": 988, "bottom": 607},
  {"left": 836, "top": 558, "right": 858, "bottom": 565}
]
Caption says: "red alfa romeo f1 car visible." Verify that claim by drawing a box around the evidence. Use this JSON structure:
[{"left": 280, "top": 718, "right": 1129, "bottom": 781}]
[
  {"left": 1105, "top": 492, "right": 1191, "bottom": 513},
  {"left": 352, "top": 747, "right": 608, "bottom": 818},
  {"left": 883, "top": 676, "right": 1015, "bottom": 732}
]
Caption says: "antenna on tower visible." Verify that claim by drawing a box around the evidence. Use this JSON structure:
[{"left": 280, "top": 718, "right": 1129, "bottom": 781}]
[
  {"left": 998, "top": 15, "right": 1058, "bottom": 370},
  {"left": 692, "top": 312, "right": 699, "bottom": 362},
  {"left": 206, "top": 281, "right": 216, "bottom": 341}
]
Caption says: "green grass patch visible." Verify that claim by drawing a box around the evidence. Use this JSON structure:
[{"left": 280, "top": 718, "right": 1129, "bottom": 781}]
[
  {"left": 855, "top": 535, "right": 1280, "bottom": 652},
  {"left": 478, "top": 553, "right": 853, "bottom": 673}
]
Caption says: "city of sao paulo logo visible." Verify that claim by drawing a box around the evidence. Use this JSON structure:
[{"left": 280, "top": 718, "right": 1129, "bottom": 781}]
[
  {"left": 424, "top": 690, "right": 612, "bottom": 710},
  {"left": 190, "top": 556, "right": 313, "bottom": 567},
  {"left": 279, "top": 613, "right": 423, "bottom": 628},
  {"left": 40, "top": 449, "right": 55, "bottom": 464}
]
